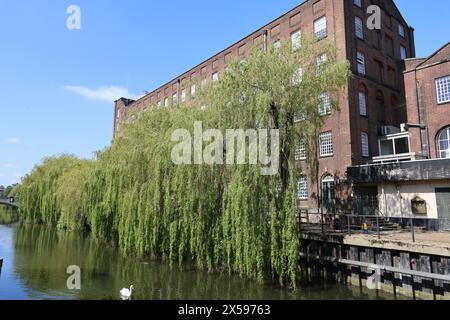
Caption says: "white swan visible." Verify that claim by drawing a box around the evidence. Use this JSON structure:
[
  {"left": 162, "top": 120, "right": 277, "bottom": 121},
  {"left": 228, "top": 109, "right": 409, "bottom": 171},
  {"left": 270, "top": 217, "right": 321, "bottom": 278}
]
[{"left": 120, "top": 285, "right": 134, "bottom": 300}]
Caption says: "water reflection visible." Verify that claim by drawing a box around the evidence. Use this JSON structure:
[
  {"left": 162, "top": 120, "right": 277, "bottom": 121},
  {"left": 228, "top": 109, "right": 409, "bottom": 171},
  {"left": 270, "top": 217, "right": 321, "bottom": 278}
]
[{"left": 0, "top": 224, "right": 399, "bottom": 300}]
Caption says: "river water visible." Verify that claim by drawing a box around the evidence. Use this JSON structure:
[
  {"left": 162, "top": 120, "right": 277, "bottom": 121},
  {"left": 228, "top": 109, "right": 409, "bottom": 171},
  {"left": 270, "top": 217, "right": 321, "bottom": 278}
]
[{"left": 0, "top": 223, "right": 400, "bottom": 300}]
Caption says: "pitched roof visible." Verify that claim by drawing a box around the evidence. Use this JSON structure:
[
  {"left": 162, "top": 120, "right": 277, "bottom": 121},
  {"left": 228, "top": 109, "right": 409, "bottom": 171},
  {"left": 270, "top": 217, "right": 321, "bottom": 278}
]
[{"left": 416, "top": 42, "right": 450, "bottom": 69}]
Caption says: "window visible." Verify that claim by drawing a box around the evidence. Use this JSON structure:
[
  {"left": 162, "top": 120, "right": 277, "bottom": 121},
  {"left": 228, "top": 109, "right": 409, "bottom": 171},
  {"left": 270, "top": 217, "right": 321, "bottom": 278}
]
[
  {"left": 212, "top": 72, "right": 219, "bottom": 82},
  {"left": 438, "top": 127, "right": 450, "bottom": 159},
  {"left": 273, "top": 40, "right": 281, "bottom": 51},
  {"left": 297, "top": 176, "right": 308, "bottom": 200},
  {"left": 157, "top": 101, "right": 161, "bottom": 108},
  {"left": 181, "top": 89, "right": 186, "bottom": 103},
  {"left": 172, "top": 93, "right": 178, "bottom": 105},
  {"left": 436, "top": 76, "right": 450, "bottom": 104},
  {"left": 191, "top": 85, "right": 196, "bottom": 99},
  {"left": 354, "top": 0, "right": 362, "bottom": 8},
  {"left": 316, "top": 53, "right": 328, "bottom": 73},
  {"left": 319, "top": 131, "right": 333, "bottom": 157},
  {"left": 357, "top": 52, "right": 366, "bottom": 75},
  {"left": 314, "top": 16, "right": 327, "bottom": 41},
  {"left": 400, "top": 46, "right": 407, "bottom": 60},
  {"left": 319, "top": 93, "right": 332, "bottom": 115},
  {"left": 322, "top": 175, "right": 335, "bottom": 206},
  {"left": 293, "top": 67, "right": 303, "bottom": 85},
  {"left": 355, "top": 17, "right": 364, "bottom": 40},
  {"left": 386, "top": 35, "right": 394, "bottom": 56},
  {"left": 295, "top": 143, "right": 307, "bottom": 161},
  {"left": 164, "top": 97, "right": 169, "bottom": 108},
  {"left": 294, "top": 113, "right": 306, "bottom": 123},
  {"left": 291, "top": 30, "right": 302, "bottom": 50},
  {"left": 361, "top": 132, "right": 370, "bottom": 157},
  {"left": 201, "top": 78, "right": 207, "bottom": 87},
  {"left": 398, "top": 24, "right": 405, "bottom": 38},
  {"left": 359, "top": 91, "right": 367, "bottom": 116}
]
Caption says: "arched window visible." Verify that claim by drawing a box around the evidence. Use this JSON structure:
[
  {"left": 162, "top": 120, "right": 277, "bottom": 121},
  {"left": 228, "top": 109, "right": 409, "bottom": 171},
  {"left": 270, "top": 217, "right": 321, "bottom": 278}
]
[
  {"left": 322, "top": 175, "right": 334, "bottom": 203},
  {"left": 438, "top": 127, "right": 450, "bottom": 159}
]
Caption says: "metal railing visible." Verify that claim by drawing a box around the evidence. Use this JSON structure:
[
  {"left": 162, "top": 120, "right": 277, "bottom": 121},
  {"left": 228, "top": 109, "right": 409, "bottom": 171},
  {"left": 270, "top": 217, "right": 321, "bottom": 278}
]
[{"left": 297, "top": 210, "right": 450, "bottom": 243}]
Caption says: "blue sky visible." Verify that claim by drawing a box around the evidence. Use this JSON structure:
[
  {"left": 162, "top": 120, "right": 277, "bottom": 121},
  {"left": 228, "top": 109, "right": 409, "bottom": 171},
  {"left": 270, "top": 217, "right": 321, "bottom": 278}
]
[{"left": 0, "top": 0, "right": 448, "bottom": 186}]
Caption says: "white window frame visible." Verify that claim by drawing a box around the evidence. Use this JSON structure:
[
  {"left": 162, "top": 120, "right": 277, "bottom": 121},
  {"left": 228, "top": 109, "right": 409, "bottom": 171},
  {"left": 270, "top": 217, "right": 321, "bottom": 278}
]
[
  {"left": 297, "top": 176, "right": 309, "bottom": 200},
  {"left": 438, "top": 127, "right": 450, "bottom": 159},
  {"left": 355, "top": 17, "right": 364, "bottom": 40},
  {"left": 361, "top": 132, "right": 370, "bottom": 157},
  {"left": 201, "top": 78, "right": 207, "bottom": 87},
  {"left": 436, "top": 75, "right": 450, "bottom": 104},
  {"left": 172, "top": 93, "right": 178, "bottom": 105},
  {"left": 291, "top": 30, "right": 302, "bottom": 51},
  {"left": 273, "top": 40, "right": 281, "bottom": 51},
  {"left": 181, "top": 89, "right": 186, "bottom": 103},
  {"left": 295, "top": 143, "right": 307, "bottom": 161},
  {"left": 293, "top": 67, "right": 303, "bottom": 85},
  {"left": 359, "top": 91, "right": 367, "bottom": 116},
  {"left": 319, "top": 92, "right": 332, "bottom": 116},
  {"left": 316, "top": 53, "right": 328, "bottom": 73},
  {"left": 319, "top": 131, "right": 334, "bottom": 157},
  {"left": 212, "top": 72, "right": 219, "bottom": 82},
  {"left": 191, "top": 84, "right": 196, "bottom": 99},
  {"left": 357, "top": 51, "right": 366, "bottom": 75},
  {"left": 164, "top": 97, "right": 169, "bottom": 108},
  {"left": 314, "top": 16, "right": 327, "bottom": 41}
]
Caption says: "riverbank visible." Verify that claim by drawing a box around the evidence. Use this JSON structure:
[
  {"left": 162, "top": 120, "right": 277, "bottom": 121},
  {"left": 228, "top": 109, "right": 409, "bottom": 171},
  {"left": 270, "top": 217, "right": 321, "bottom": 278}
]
[{"left": 300, "top": 225, "right": 450, "bottom": 300}]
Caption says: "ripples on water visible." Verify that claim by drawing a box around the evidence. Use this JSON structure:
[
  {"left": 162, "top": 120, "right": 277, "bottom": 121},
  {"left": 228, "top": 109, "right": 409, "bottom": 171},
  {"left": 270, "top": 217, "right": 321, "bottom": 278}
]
[{"left": 0, "top": 223, "right": 400, "bottom": 300}]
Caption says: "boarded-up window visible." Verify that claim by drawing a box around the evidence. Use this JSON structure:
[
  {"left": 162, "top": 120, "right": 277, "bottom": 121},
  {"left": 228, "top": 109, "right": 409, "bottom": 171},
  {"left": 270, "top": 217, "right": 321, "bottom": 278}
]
[
  {"left": 254, "top": 34, "right": 263, "bottom": 45},
  {"left": 238, "top": 43, "right": 247, "bottom": 55},
  {"left": 290, "top": 12, "right": 301, "bottom": 26},
  {"left": 201, "top": 66, "right": 208, "bottom": 75},
  {"left": 270, "top": 24, "right": 280, "bottom": 37},
  {"left": 313, "top": 0, "right": 325, "bottom": 14},
  {"left": 212, "top": 60, "right": 219, "bottom": 69},
  {"left": 225, "top": 52, "right": 232, "bottom": 63}
]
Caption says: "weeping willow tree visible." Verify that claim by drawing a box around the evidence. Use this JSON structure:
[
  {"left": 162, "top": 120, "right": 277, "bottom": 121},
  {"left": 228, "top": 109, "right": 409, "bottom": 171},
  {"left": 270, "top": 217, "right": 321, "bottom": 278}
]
[
  {"left": 19, "top": 37, "right": 350, "bottom": 289},
  {"left": 18, "top": 155, "right": 94, "bottom": 230}
]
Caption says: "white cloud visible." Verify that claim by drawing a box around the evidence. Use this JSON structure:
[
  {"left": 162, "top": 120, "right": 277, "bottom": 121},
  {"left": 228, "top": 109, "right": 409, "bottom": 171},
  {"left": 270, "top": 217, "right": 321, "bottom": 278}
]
[
  {"left": 62, "top": 85, "right": 139, "bottom": 103},
  {"left": 2, "top": 164, "right": 16, "bottom": 169},
  {"left": 5, "top": 137, "right": 20, "bottom": 145}
]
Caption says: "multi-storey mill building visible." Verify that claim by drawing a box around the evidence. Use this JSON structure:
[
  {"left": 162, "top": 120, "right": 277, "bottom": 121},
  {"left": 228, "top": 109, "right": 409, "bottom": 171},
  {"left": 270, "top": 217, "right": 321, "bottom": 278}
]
[{"left": 113, "top": 0, "right": 415, "bottom": 214}]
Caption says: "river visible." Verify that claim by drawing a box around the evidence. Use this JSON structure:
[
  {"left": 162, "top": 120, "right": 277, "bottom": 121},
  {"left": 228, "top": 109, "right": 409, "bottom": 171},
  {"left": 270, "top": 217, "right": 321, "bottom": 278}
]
[{"left": 0, "top": 223, "right": 400, "bottom": 300}]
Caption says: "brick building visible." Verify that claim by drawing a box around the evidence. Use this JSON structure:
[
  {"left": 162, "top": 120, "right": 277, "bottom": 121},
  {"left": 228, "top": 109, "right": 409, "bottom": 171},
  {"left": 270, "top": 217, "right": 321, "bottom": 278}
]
[
  {"left": 348, "top": 43, "right": 450, "bottom": 229},
  {"left": 113, "top": 0, "right": 415, "bottom": 213},
  {"left": 404, "top": 42, "right": 450, "bottom": 160}
]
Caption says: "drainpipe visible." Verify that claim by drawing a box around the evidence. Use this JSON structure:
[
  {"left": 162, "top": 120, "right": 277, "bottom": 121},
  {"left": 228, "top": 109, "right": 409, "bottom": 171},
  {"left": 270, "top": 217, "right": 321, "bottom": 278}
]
[
  {"left": 177, "top": 79, "right": 181, "bottom": 105},
  {"left": 263, "top": 30, "right": 268, "bottom": 53}
]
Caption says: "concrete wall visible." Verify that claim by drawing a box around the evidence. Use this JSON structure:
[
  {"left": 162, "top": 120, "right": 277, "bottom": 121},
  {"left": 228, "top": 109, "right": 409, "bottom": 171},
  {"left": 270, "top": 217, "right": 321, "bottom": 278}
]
[{"left": 378, "top": 181, "right": 450, "bottom": 219}]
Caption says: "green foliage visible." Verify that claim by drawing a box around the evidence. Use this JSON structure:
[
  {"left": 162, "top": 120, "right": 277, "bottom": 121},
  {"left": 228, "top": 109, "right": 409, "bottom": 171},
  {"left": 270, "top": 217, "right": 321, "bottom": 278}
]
[
  {"left": 18, "top": 155, "right": 93, "bottom": 230},
  {"left": 18, "top": 38, "right": 350, "bottom": 289}
]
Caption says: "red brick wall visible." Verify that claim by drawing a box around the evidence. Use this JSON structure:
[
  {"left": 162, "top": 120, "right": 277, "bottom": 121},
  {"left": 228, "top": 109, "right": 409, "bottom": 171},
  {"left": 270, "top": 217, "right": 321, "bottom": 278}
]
[
  {"left": 112, "top": 0, "right": 415, "bottom": 212},
  {"left": 405, "top": 44, "right": 450, "bottom": 159}
]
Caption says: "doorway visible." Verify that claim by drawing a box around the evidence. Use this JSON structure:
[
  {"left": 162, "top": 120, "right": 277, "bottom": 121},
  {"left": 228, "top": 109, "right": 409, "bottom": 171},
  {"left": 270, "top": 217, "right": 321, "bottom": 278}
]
[{"left": 436, "top": 188, "right": 450, "bottom": 231}]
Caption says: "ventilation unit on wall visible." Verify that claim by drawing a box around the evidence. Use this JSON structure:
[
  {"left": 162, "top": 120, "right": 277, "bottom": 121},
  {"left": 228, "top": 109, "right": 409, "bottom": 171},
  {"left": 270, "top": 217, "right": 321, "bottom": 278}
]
[{"left": 380, "top": 126, "right": 401, "bottom": 136}]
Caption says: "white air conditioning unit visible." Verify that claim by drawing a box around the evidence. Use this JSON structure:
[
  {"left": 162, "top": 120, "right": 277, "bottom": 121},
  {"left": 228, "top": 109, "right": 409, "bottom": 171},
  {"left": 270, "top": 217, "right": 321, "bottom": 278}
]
[{"left": 380, "top": 126, "right": 401, "bottom": 136}]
